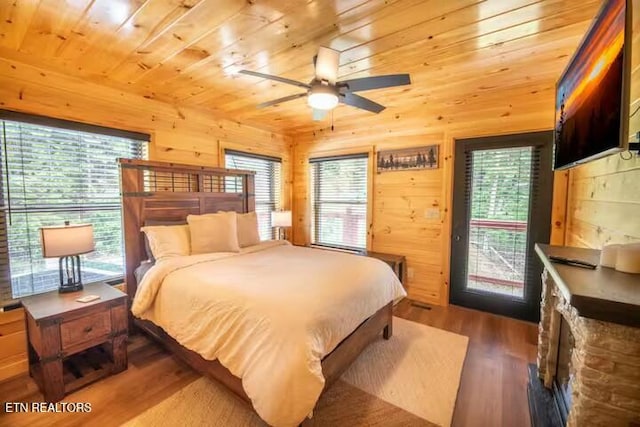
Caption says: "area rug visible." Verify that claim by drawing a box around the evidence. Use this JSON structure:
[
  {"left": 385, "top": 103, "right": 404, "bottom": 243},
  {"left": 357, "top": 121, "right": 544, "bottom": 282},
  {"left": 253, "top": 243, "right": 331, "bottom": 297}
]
[{"left": 124, "top": 317, "right": 468, "bottom": 427}]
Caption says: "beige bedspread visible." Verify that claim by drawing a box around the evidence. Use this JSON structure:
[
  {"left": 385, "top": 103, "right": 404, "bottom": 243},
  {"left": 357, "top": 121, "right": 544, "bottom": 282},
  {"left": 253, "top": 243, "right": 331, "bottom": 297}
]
[{"left": 131, "top": 241, "right": 406, "bottom": 427}]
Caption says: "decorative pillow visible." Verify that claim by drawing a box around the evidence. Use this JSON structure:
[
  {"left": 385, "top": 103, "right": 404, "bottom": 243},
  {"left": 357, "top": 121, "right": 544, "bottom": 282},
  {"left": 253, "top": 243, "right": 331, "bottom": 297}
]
[
  {"left": 236, "top": 211, "right": 261, "bottom": 247},
  {"left": 140, "top": 225, "right": 190, "bottom": 262},
  {"left": 187, "top": 212, "right": 240, "bottom": 254}
]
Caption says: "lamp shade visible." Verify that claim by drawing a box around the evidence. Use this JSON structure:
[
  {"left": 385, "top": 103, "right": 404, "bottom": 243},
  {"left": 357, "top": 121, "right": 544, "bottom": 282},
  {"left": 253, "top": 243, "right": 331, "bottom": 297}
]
[
  {"left": 271, "top": 211, "right": 292, "bottom": 228},
  {"left": 40, "top": 223, "right": 95, "bottom": 258}
]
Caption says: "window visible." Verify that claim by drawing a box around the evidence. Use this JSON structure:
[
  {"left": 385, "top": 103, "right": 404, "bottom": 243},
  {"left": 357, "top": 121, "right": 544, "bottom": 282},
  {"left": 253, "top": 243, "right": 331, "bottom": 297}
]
[
  {"left": 0, "top": 112, "right": 148, "bottom": 301},
  {"left": 466, "top": 146, "right": 534, "bottom": 298},
  {"left": 310, "top": 154, "right": 368, "bottom": 251},
  {"left": 224, "top": 150, "right": 282, "bottom": 240}
]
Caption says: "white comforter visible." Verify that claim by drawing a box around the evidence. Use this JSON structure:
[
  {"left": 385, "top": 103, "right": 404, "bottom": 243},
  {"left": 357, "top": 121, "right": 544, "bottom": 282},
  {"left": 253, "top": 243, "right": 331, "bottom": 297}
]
[{"left": 131, "top": 241, "right": 406, "bottom": 426}]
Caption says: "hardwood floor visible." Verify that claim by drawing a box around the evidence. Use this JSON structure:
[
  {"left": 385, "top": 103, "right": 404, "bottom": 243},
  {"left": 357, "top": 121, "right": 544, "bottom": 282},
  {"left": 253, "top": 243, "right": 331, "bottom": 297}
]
[
  {"left": 0, "top": 301, "right": 538, "bottom": 427},
  {"left": 394, "top": 300, "right": 538, "bottom": 427}
]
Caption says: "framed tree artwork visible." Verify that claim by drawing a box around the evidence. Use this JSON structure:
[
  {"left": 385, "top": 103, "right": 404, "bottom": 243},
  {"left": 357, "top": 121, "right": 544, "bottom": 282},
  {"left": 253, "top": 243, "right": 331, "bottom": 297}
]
[{"left": 377, "top": 145, "right": 439, "bottom": 173}]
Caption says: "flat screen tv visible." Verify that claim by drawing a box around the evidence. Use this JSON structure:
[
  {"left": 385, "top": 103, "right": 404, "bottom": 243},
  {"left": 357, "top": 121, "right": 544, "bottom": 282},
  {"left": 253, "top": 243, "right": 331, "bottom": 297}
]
[{"left": 554, "top": 0, "right": 631, "bottom": 170}]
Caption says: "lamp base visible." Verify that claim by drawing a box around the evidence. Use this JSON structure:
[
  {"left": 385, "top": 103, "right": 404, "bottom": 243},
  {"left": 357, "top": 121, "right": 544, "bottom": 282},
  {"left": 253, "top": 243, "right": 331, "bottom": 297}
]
[
  {"left": 58, "top": 255, "right": 84, "bottom": 293},
  {"left": 59, "top": 282, "right": 84, "bottom": 294}
]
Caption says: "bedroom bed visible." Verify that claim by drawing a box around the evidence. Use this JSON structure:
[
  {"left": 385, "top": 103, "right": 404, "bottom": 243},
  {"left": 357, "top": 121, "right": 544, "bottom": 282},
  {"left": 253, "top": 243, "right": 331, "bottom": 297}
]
[{"left": 119, "top": 159, "right": 405, "bottom": 426}]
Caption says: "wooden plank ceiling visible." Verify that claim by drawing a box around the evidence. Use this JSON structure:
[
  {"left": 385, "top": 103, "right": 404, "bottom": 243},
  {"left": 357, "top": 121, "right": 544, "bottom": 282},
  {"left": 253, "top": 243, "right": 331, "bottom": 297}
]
[{"left": 0, "top": 0, "right": 600, "bottom": 135}]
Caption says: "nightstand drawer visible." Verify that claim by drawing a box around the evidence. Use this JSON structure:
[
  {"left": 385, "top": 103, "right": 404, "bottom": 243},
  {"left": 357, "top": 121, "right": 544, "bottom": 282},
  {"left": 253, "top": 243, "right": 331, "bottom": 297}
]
[{"left": 60, "top": 310, "right": 111, "bottom": 351}]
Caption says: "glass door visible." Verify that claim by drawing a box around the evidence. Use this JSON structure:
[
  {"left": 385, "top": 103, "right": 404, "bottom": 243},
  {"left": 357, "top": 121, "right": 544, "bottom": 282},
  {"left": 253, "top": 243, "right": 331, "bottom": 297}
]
[{"left": 450, "top": 132, "right": 553, "bottom": 321}]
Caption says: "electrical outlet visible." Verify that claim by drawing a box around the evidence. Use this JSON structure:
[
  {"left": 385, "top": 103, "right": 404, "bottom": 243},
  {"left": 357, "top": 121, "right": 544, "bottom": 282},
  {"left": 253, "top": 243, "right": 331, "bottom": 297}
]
[
  {"left": 407, "top": 267, "right": 415, "bottom": 279},
  {"left": 424, "top": 207, "right": 439, "bottom": 219}
]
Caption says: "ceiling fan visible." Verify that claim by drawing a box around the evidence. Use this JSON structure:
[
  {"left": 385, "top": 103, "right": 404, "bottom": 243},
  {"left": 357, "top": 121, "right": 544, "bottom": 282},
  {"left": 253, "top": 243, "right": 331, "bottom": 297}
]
[{"left": 238, "top": 47, "right": 411, "bottom": 120}]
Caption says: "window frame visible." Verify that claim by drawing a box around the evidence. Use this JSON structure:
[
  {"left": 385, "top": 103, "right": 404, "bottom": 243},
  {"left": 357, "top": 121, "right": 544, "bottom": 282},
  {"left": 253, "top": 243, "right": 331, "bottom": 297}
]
[
  {"left": 309, "top": 151, "right": 372, "bottom": 252},
  {"left": 223, "top": 148, "right": 283, "bottom": 240},
  {"left": 0, "top": 110, "right": 149, "bottom": 304}
]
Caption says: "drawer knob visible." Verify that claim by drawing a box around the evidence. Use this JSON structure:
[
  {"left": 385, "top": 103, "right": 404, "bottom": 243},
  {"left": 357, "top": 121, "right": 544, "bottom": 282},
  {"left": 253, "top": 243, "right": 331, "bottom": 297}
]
[{"left": 84, "top": 326, "right": 93, "bottom": 333}]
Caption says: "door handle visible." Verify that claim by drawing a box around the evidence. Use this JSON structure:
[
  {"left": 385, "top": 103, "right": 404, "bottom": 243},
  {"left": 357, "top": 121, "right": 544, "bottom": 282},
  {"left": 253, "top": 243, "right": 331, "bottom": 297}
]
[{"left": 454, "top": 235, "right": 461, "bottom": 241}]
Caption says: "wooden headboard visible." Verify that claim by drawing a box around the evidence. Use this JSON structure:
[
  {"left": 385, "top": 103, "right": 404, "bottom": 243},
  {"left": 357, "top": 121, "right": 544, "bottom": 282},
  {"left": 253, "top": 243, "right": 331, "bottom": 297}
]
[{"left": 119, "top": 158, "right": 255, "bottom": 302}]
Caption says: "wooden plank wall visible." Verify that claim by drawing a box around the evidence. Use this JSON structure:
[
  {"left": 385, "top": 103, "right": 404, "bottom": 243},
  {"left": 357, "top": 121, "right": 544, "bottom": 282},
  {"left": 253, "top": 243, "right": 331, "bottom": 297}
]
[
  {"left": 0, "top": 309, "right": 27, "bottom": 382},
  {"left": 0, "top": 56, "right": 293, "bottom": 196},
  {"left": 293, "top": 110, "right": 564, "bottom": 306},
  {"left": 293, "top": 0, "right": 640, "bottom": 306},
  {"left": 565, "top": 154, "right": 640, "bottom": 248},
  {"left": 0, "top": 56, "right": 292, "bottom": 382}
]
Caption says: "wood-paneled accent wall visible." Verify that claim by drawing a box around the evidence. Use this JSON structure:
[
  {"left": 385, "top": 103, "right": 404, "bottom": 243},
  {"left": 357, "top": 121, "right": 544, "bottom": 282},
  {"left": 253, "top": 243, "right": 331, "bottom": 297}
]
[
  {"left": 0, "top": 56, "right": 293, "bottom": 204},
  {"left": 293, "top": 111, "right": 561, "bottom": 306},
  {"left": 565, "top": 154, "right": 640, "bottom": 248}
]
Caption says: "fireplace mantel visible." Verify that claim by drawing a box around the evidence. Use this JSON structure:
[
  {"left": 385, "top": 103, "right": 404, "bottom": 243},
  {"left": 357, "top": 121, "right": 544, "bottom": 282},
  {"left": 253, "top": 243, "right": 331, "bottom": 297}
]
[
  {"left": 531, "top": 244, "right": 640, "bottom": 427},
  {"left": 535, "top": 244, "right": 640, "bottom": 327}
]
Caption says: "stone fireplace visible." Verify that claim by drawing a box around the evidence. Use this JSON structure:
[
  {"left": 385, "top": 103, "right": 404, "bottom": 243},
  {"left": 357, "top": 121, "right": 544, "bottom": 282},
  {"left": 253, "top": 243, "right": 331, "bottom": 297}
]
[
  {"left": 553, "top": 315, "right": 574, "bottom": 419},
  {"left": 531, "top": 245, "right": 640, "bottom": 427}
]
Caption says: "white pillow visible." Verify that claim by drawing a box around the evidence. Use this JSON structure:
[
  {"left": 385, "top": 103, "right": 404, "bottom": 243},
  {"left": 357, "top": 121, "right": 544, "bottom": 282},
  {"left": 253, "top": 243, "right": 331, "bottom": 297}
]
[
  {"left": 141, "top": 225, "right": 190, "bottom": 261},
  {"left": 236, "top": 211, "right": 261, "bottom": 247},
  {"left": 187, "top": 212, "right": 240, "bottom": 254}
]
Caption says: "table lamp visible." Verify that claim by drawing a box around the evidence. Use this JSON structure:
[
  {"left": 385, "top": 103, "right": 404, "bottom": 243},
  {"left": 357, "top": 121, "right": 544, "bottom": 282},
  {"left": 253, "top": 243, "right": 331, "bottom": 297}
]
[
  {"left": 40, "top": 222, "right": 95, "bottom": 293},
  {"left": 271, "top": 210, "right": 292, "bottom": 240}
]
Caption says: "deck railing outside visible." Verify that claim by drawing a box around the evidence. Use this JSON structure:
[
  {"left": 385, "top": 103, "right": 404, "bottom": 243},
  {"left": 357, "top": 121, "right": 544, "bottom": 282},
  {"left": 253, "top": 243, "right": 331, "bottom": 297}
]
[{"left": 467, "top": 218, "right": 528, "bottom": 297}]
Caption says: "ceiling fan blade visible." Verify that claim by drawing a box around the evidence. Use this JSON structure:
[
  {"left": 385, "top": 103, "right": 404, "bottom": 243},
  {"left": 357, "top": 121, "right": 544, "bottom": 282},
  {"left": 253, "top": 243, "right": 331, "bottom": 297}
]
[
  {"left": 312, "top": 108, "right": 328, "bottom": 121},
  {"left": 341, "top": 93, "right": 385, "bottom": 113},
  {"left": 257, "top": 93, "right": 307, "bottom": 109},
  {"left": 339, "top": 74, "right": 411, "bottom": 92},
  {"left": 238, "top": 70, "right": 310, "bottom": 89},
  {"left": 314, "top": 46, "right": 340, "bottom": 84}
]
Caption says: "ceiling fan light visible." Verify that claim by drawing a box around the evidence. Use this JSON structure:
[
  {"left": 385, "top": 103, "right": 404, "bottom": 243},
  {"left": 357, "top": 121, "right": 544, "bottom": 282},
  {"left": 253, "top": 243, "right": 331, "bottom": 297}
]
[{"left": 308, "top": 92, "right": 339, "bottom": 110}]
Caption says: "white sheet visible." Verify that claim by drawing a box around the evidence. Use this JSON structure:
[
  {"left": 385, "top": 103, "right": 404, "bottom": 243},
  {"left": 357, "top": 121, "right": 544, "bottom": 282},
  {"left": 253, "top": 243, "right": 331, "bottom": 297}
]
[{"left": 132, "top": 241, "right": 406, "bottom": 426}]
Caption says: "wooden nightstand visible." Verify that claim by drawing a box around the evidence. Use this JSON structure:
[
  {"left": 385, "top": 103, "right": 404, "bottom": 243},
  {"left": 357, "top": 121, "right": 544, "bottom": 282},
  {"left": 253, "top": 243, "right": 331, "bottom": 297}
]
[
  {"left": 21, "top": 282, "right": 128, "bottom": 402},
  {"left": 363, "top": 251, "right": 407, "bottom": 287}
]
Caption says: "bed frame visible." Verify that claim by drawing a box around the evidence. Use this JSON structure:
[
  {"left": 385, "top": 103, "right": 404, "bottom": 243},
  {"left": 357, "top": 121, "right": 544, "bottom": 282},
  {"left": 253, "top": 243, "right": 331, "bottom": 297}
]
[{"left": 119, "top": 158, "right": 393, "bottom": 408}]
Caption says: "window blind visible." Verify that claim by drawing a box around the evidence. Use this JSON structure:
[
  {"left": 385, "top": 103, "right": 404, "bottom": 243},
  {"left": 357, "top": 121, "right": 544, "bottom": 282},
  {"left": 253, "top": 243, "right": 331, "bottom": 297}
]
[
  {"left": 310, "top": 154, "right": 368, "bottom": 251},
  {"left": 224, "top": 150, "right": 282, "bottom": 240},
  {"left": 0, "top": 118, "right": 148, "bottom": 301},
  {"left": 464, "top": 146, "right": 540, "bottom": 298}
]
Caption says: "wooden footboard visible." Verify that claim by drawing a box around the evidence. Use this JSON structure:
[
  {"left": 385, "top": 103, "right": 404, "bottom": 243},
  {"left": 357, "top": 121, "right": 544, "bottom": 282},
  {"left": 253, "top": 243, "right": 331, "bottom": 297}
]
[
  {"left": 322, "top": 302, "right": 393, "bottom": 389},
  {"left": 134, "top": 301, "right": 393, "bottom": 404},
  {"left": 134, "top": 318, "right": 250, "bottom": 402}
]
